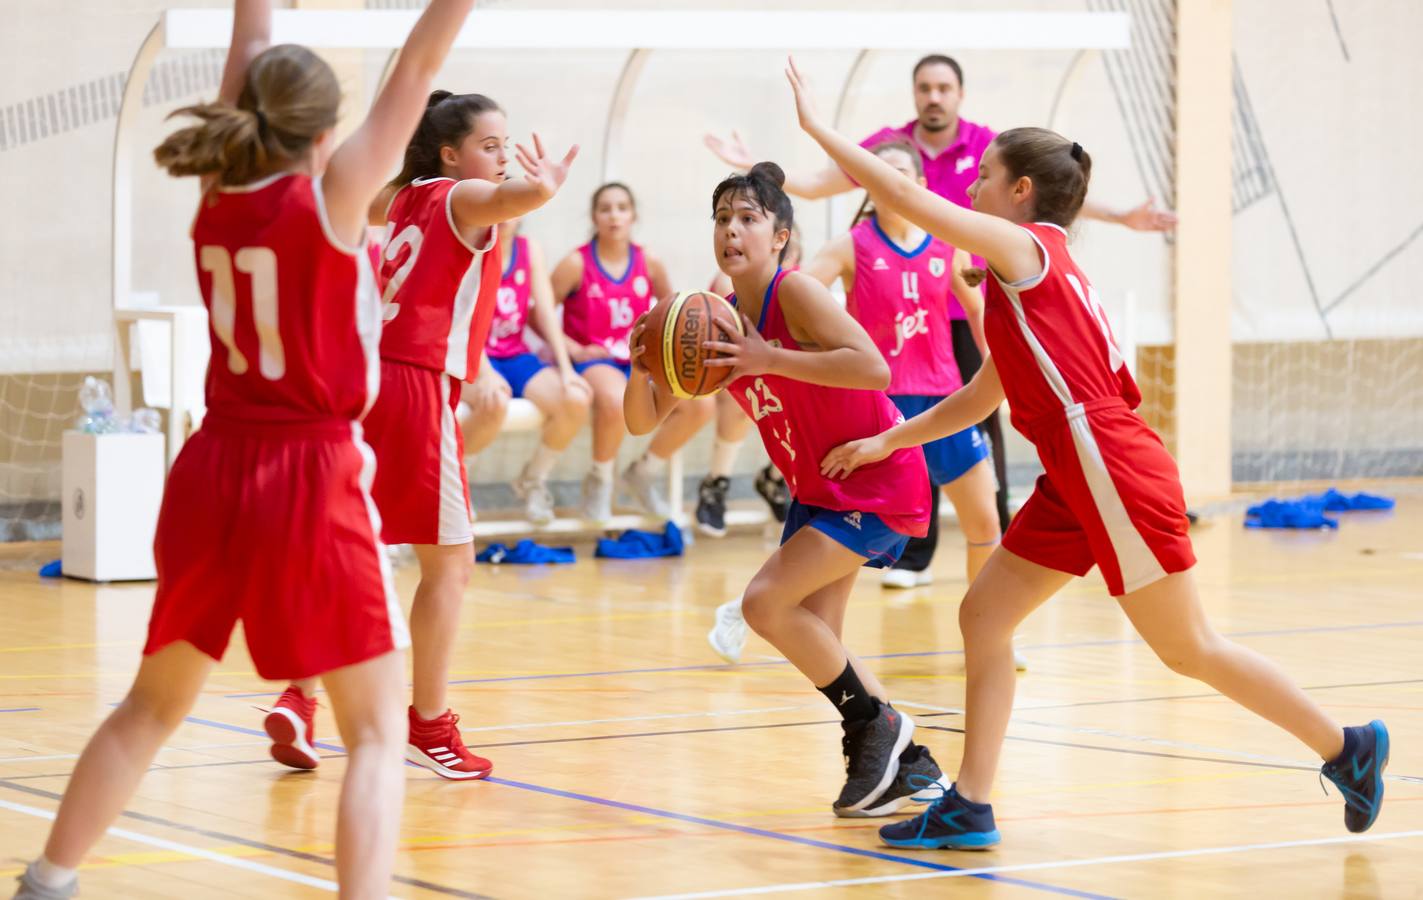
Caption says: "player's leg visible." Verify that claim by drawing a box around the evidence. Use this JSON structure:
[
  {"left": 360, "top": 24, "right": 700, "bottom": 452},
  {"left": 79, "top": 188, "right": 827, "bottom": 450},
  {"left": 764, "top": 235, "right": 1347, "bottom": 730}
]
[
  {"left": 515, "top": 364, "right": 589, "bottom": 523},
  {"left": 626, "top": 395, "right": 716, "bottom": 518},
  {"left": 941, "top": 458, "right": 1000, "bottom": 584},
  {"left": 884, "top": 484, "right": 938, "bottom": 588},
  {"left": 579, "top": 362, "right": 628, "bottom": 522},
  {"left": 320, "top": 650, "right": 407, "bottom": 895},
  {"left": 696, "top": 391, "right": 751, "bottom": 536},
  {"left": 459, "top": 368, "right": 511, "bottom": 457}
]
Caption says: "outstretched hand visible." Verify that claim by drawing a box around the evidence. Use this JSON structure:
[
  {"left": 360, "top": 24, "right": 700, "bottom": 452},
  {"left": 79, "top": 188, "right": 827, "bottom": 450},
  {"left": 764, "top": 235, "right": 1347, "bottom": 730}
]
[
  {"left": 516, "top": 133, "right": 579, "bottom": 200},
  {"left": 1119, "top": 197, "right": 1177, "bottom": 232},
  {"left": 784, "top": 55, "right": 826, "bottom": 137},
  {"left": 703, "top": 130, "right": 754, "bottom": 171}
]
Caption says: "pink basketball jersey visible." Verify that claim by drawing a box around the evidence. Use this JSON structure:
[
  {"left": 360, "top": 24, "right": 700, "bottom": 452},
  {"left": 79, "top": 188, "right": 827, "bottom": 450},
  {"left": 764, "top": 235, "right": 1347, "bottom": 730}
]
[
  {"left": 728, "top": 271, "right": 930, "bottom": 537},
  {"left": 487, "top": 234, "right": 532, "bottom": 359},
  {"left": 377, "top": 177, "right": 501, "bottom": 381},
  {"left": 983, "top": 223, "right": 1141, "bottom": 438},
  {"left": 562, "top": 240, "right": 654, "bottom": 361},
  {"left": 848, "top": 218, "right": 963, "bottom": 397},
  {"left": 191, "top": 173, "right": 381, "bottom": 423}
]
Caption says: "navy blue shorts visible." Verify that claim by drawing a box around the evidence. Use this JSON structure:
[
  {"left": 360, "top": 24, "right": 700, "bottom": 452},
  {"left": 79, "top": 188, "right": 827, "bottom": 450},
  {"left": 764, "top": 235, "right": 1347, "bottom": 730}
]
[
  {"left": 574, "top": 359, "right": 632, "bottom": 379},
  {"left": 781, "top": 500, "right": 911, "bottom": 569},
  {"left": 891, "top": 394, "right": 991, "bottom": 485},
  {"left": 488, "top": 352, "right": 548, "bottom": 398}
]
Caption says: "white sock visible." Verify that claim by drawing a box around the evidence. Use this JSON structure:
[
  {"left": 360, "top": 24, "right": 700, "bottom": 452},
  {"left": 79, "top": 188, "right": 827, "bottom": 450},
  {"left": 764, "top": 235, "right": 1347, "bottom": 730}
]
[
  {"left": 527, "top": 443, "right": 560, "bottom": 481},
  {"left": 31, "top": 857, "right": 77, "bottom": 889},
  {"left": 709, "top": 438, "right": 744, "bottom": 478},
  {"left": 639, "top": 451, "right": 669, "bottom": 475},
  {"left": 592, "top": 458, "right": 614, "bottom": 480}
]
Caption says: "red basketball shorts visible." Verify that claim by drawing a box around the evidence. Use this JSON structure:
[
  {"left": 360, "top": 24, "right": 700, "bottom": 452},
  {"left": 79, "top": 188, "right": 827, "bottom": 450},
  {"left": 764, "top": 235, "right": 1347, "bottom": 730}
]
[
  {"left": 1003, "top": 398, "right": 1196, "bottom": 596},
  {"left": 362, "top": 359, "right": 472, "bottom": 546},
  {"left": 145, "top": 417, "right": 408, "bottom": 681}
]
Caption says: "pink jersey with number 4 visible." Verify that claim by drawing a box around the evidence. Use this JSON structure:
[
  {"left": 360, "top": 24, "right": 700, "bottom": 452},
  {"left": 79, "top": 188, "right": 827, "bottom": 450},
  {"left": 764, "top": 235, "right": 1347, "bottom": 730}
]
[
  {"left": 562, "top": 240, "right": 653, "bottom": 361},
  {"left": 486, "top": 235, "right": 532, "bottom": 359},
  {"left": 848, "top": 217, "right": 963, "bottom": 397},
  {"left": 728, "top": 271, "right": 930, "bottom": 537}
]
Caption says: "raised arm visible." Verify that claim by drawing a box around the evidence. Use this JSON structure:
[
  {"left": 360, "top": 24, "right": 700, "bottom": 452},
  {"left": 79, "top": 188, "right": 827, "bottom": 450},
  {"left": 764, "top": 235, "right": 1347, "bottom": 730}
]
[
  {"left": 784, "top": 57, "right": 1040, "bottom": 285},
  {"left": 1080, "top": 196, "right": 1177, "bottom": 232},
  {"left": 450, "top": 134, "right": 579, "bottom": 230},
  {"left": 217, "top": 0, "right": 273, "bottom": 106},
  {"left": 321, "top": 0, "right": 475, "bottom": 246},
  {"left": 703, "top": 130, "right": 854, "bottom": 200}
]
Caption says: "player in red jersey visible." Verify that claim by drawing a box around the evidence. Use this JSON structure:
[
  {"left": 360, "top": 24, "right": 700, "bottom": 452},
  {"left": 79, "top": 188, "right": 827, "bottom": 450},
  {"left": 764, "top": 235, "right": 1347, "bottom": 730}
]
[
  {"left": 551, "top": 183, "right": 715, "bottom": 523},
  {"left": 269, "top": 94, "right": 578, "bottom": 781},
  {"left": 626, "top": 163, "right": 949, "bottom": 819},
  {"left": 10, "top": 3, "right": 474, "bottom": 898},
  {"left": 787, "top": 59, "right": 1389, "bottom": 849}
]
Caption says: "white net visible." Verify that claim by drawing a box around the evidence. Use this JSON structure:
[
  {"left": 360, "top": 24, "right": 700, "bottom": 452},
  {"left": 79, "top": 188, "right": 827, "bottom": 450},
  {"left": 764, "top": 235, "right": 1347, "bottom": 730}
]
[{"left": 0, "top": 374, "right": 86, "bottom": 542}]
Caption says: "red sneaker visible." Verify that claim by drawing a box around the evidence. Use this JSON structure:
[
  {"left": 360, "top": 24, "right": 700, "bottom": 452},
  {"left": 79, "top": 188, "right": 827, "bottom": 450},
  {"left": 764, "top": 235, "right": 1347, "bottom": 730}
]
[
  {"left": 264, "top": 686, "right": 319, "bottom": 770},
  {"left": 406, "top": 707, "right": 493, "bottom": 780}
]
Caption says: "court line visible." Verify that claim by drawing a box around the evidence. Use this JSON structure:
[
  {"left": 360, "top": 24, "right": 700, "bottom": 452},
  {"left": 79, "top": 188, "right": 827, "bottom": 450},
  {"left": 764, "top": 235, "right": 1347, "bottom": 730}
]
[
  {"left": 459, "top": 704, "right": 817, "bottom": 733},
  {"left": 175, "top": 716, "right": 1110, "bottom": 899},
  {"left": 0, "top": 739, "right": 268, "bottom": 765},
  {"left": 0, "top": 780, "right": 491, "bottom": 899},
  {"left": 0, "top": 797, "right": 340, "bottom": 893},
  {"left": 0, "top": 707, "right": 40, "bottom": 713},
  {"left": 623, "top": 829, "right": 1423, "bottom": 899},
  {"left": 218, "top": 618, "right": 1423, "bottom": 697}
]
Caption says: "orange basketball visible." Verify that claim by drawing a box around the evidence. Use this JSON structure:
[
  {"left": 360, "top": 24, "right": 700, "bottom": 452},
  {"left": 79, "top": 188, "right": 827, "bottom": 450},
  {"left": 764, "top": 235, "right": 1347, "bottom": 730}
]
[{"left": 636, "top": 290, "right": 744, "bottom": 398}]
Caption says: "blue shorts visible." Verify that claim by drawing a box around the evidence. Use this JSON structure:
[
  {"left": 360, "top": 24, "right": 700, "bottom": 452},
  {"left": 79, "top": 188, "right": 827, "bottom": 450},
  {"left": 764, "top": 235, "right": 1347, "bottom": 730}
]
[
  {"left": 574, "top": 359, "right": 632, "bottom": 379},
  {"left": 781, "top": 500, "right": 911, "bottom": 569},
  {"left": 891, "top": 394, "right": 991, "bottom": 485},
  {"left": 488, "top": 352, "right": 548, "bottom": 398}
]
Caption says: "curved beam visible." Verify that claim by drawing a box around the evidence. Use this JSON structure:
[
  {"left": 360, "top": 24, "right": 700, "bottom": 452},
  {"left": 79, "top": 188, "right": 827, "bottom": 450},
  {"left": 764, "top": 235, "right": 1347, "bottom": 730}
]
[
  {"left": 112, "top": 18, "right": 165, "bottom": 314},
  {"left": 1047, "top": 48, "right": 1096, "bottom": 129},
  {"left": 827, "top": 49, "right": 871, "bottom": 236},
  {"left": 601, "top": 48, "right": 651, "bottom": 182}
]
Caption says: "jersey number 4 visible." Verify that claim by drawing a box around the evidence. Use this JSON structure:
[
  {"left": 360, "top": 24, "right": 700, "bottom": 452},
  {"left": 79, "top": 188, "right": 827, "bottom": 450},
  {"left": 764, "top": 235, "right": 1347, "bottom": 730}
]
[{"left": 200, "top": 245, "right": 285, "bottom": 381}]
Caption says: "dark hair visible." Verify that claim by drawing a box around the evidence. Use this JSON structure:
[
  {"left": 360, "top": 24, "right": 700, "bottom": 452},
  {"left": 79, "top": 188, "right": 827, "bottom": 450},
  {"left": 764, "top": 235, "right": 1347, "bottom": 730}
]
[
  {"left": 851, "top": 140, "right": 923, "bottom": 226},
  {"left": 154, "top": 44, "right": 339, "bottom": 185},
  {"left": 991, "top": 127, "right": 1092, "bottom": 227},
  {"left": 591, "top": 181, "right": 637, "bottom": 218},
  {"left": 711, "top": 162, "right": 796, "bottom": 263},
  {"left": 391, "top": 90, "right": 502, "bottom": 188},
  {"left": 912, "top": 54, "right": 964, "bottom": 88}
]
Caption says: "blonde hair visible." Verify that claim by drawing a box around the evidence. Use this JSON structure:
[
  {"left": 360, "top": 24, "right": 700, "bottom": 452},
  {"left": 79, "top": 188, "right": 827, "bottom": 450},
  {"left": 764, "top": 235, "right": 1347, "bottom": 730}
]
[{"left": 153, "top": 44, "right": 340, "bottom": 186}]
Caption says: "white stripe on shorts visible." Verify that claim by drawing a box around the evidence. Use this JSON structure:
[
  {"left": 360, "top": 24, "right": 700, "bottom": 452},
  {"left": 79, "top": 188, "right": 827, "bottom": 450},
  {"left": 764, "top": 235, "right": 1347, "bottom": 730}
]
[{"left": 436, "top": 377, "right": 473, "bottom": 545}]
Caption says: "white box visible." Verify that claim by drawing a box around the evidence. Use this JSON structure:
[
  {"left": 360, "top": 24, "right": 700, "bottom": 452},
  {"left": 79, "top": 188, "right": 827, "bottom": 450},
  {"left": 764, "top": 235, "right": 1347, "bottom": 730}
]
[{"left": 61, "top": 431, "right": 166, "bottom": 581}]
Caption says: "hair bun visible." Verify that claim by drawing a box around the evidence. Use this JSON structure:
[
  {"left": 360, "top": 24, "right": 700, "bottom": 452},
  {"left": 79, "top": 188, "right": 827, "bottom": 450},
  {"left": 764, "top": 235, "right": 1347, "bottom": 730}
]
[
  {"left": 426, "top": 90, "right": 453, "bottom": 108},
  {"left": 748, "top": 161, "right": 786, "bottom": 189}
]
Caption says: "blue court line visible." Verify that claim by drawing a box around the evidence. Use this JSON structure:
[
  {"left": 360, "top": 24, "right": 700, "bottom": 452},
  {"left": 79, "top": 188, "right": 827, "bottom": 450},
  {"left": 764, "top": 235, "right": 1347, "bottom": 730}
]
[
  {"left": 181, "top": 716, "right": 1111, "bottom": 899},
  {"left": 0, "top": 707, "right": 40, "bottom": 713},
  {"left": 220, "top": 618, "right": 1423, "bottom": 698}
]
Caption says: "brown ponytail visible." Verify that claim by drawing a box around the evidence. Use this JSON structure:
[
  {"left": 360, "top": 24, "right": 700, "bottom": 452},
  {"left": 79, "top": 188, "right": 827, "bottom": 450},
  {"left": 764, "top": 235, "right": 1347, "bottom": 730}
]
[
  {"left": 154, "top": 44, "right": 340, "bottom": 186},
  {"left": 990, "top": 127, "right": 1092, "bottom": 227}
]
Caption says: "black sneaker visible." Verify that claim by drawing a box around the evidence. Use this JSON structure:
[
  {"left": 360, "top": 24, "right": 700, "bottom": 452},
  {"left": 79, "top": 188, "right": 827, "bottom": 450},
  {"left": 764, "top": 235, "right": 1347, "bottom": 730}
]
[
  {"left": 754, "top": 464, "right": 790, "bottom": 523},
  {"left": 879, "top": 781, "right": 1001, "bottom": 850},
  {"left": 835, "top": 743, "right": 948, "bottom": 818},
  {"left": 696, "top": 476, "right": 729, "bottom": 537},
  {"left": 833, "top": 700, "right": 915, "bottom": 814},
  {"left": 1321, "top": 719, "right": 1390, "bottom": 833}
]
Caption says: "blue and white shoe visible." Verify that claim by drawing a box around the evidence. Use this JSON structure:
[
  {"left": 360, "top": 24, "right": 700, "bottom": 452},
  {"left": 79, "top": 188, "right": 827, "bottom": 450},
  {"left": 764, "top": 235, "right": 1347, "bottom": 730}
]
[
  {"left": 878, "top": 779, "right": 1000, "bottom": 850},
  {"left": 1321, "top": 719, "right": 1390, "bottom": 833}
]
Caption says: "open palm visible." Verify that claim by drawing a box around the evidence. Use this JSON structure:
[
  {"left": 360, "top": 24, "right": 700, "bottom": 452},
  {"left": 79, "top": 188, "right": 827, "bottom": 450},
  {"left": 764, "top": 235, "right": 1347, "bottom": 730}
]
[
  {"left": 516, "top": 133, "right": 579, "bottom": 200},
  {"left": 703, "top": 130, "right": 754, "bottom": 170}
]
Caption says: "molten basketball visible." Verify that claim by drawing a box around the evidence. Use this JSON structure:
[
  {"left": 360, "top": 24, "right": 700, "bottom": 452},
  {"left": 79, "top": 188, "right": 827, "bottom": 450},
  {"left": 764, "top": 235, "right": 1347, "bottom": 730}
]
[{"left": 636, "top": 290, "right": 744, "bottom": 398}]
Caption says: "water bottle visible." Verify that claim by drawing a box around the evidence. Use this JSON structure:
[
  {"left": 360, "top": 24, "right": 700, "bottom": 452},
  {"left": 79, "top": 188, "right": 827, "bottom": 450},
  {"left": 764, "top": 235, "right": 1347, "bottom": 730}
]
[
  {"left": 130, "top": 408, "right": 161, "bottom": 434},
  {"left": 77, "top": 376, "right": 115, "bottom": 433}
]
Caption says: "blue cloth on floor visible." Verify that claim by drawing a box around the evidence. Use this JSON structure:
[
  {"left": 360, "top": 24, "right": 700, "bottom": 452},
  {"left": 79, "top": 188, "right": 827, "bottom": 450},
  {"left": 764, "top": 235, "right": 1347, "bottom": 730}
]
[
  {"left": 38, "top": 559, "right": 61, "bottom": 578},
  {"left": 595, "top": 521, "right": 685, "bottom": 559},
  {"left": 1244, "top": 499, "right": 1338, "bottom": 530},
  {"left": 475, "top": 540, "right": 575, "bottom": 565},
  {"left": 1314, "top": 488, "right": 1395, "bottom": 511}
]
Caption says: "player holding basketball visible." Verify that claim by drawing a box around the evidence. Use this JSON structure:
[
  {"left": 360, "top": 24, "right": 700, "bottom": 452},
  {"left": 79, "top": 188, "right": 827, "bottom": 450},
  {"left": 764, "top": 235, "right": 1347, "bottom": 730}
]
[
  {"left": 267, "top": 94, "right": 579, "bottom": 780},
  {"left": 461, "top": 217, "right": 592, "bottom": 525},
  {"left": 552, "top": 183, "right": 714, "bottom": 523},
  {"left": 626, "top": 163, "right": 949, "bottom": 818},
  {"left": 11, "top": 3, "right": 474, "bottom": 897},
  {"left": 787, "top": 58, "right": 1390, "bottom": 849}
]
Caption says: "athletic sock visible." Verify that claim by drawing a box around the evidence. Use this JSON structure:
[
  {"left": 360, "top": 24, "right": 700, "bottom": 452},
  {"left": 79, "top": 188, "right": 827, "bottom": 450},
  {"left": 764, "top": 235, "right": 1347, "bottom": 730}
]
[
  {"left": 817, "top": 661, "right": 878, "bottom": 722},
  {"left": 31, "top": 857, "right": 77, "bottom": 890},
  {"left": 592, "top": 458, "right": 614, "bottom": 480},
  {"left": 709, "top": 438, "right": 744, "bottom": 478},
  {"left": 527, "top": 443, "right": 560, "bottom": 481},
  {"left": 639, "top": 451, "right": 669, "bottom": 475}
]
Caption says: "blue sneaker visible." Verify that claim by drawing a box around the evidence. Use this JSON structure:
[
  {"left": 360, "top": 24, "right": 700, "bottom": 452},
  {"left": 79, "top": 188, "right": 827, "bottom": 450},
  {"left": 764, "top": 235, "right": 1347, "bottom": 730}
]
[
  {"left": 1321, "top": 720, "right": 1390, "bottom": 833},
  {"left": 878, "top": 780, "right": 1000, "bottom": 850}
]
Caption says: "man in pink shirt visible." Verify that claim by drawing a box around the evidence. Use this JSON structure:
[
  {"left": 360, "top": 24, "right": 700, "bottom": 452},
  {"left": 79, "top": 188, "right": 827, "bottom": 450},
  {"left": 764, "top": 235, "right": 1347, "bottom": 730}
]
[{"left": 705, "top": 54, "right": 1175, "bottom": 586}]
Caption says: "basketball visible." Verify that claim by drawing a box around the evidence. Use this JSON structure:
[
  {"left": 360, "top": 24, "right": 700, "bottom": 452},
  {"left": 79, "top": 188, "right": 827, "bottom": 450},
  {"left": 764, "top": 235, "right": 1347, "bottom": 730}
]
[{"left": 636, "top": 290, "right": 744, "bottom": 398}]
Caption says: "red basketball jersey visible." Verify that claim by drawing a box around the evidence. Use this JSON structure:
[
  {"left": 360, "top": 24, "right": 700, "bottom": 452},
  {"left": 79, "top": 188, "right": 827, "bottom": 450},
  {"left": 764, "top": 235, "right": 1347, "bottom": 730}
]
[
  {"left": 191, "top": 173, "right": 381, "bottom": 423},
  {"left": 982, "top": 222, "right": 1140, "bottom": 437},
  {"left": 377, "top": 177, "right": 501, "bottom": 381}
]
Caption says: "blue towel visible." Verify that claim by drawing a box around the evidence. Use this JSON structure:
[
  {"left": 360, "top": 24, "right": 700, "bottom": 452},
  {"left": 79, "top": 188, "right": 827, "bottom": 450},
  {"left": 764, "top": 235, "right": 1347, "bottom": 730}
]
[
  {"left": 38, "top": 559, "right": 61, "bottom": 578},
  {"left": 475, "top": 540, "right": 575, "bottom": 565},
  {"left": 595, "top": 521, "right": 685, "bottom": 559},
  {"left": 1244, "top": 499, "right": 1338, "bottom": 530},
  {"left": 1313, "top": 488, "right": 1395, "bottom": 512}
]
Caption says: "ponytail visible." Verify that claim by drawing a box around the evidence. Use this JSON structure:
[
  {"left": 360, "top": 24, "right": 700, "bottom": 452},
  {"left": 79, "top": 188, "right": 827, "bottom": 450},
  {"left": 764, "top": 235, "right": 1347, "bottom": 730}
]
[{"left": 390, "top": 91, "right": 502, "bottom": 188}]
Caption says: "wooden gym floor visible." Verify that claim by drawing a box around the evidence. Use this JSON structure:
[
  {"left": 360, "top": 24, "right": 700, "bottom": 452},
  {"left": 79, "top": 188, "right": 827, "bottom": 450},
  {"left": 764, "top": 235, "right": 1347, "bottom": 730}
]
[{"left": 1, "top": 488, "right": 1420, "bottom": 898}]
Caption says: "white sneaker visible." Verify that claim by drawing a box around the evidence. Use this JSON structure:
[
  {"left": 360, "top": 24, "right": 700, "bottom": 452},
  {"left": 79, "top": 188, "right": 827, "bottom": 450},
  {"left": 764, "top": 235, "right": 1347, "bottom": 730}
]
[
  {"left": 622, "top": 459, "right": 671, "bottom": 519},
  {"left": 707, "top": 596, "right": 747, "bottom": 664},
  {"left": 582, "top": 469, "right": 614, "bottom": 524},
  {"left": 1013, "top": 641, "right": 1029, "bottom": 672},
  {"left": 880, "top": 568, "right": 919, "bottom": 589},
  {"left": 915, "top": 570, "right": 934, "bottom": 586},
  {"left": 514, "top": 468, "right": 555, "bottom": 526}
]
